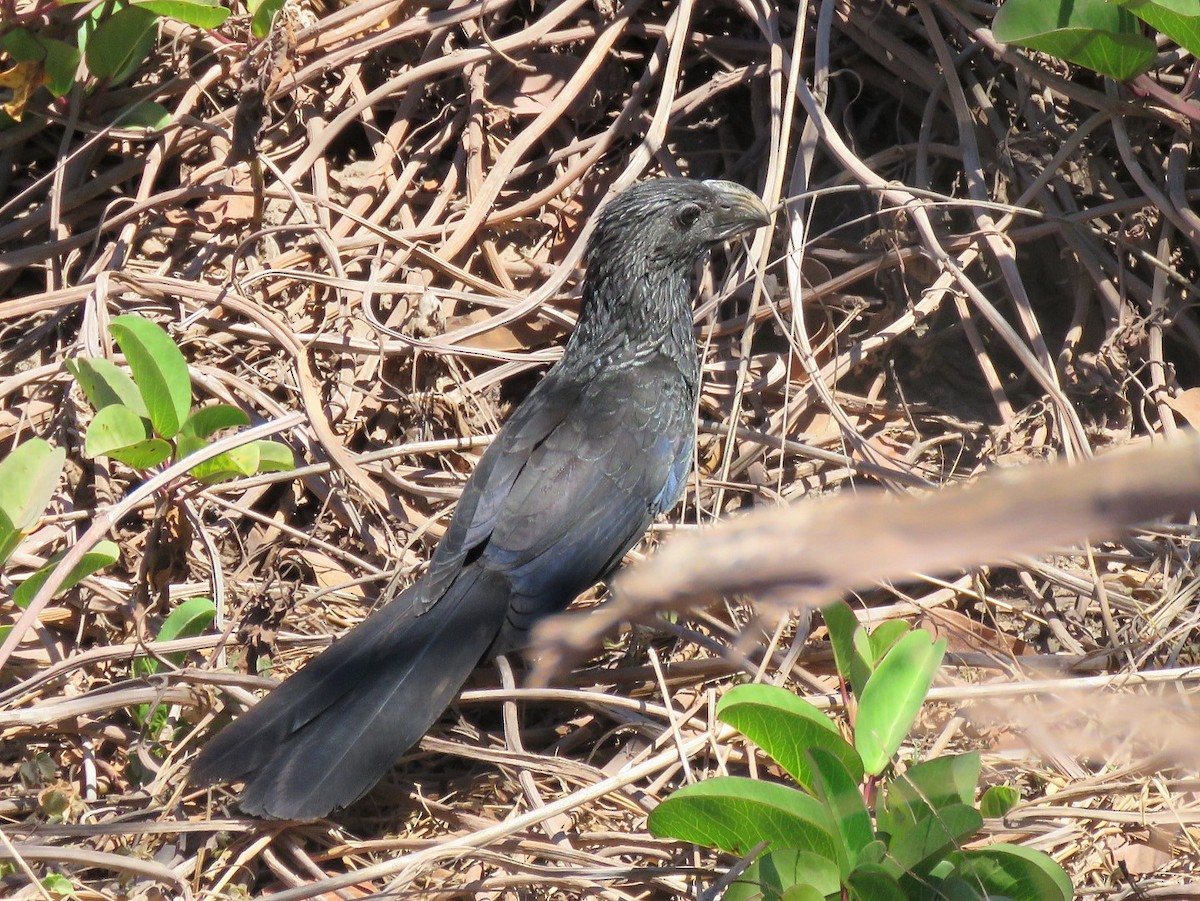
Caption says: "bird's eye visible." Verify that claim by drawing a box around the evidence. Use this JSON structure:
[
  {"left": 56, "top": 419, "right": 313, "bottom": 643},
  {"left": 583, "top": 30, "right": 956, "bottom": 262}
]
[{"left": 674, "top": 202, "right": 702, "bottom": 229}]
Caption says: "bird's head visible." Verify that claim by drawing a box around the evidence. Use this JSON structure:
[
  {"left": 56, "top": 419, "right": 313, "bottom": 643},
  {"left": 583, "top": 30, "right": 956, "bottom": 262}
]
[
  {"left": 586, "top": 178, "right": 770, "bottom": 271},
  {"left": 570, "top": 177, "right": 769, "bottom": 366}
]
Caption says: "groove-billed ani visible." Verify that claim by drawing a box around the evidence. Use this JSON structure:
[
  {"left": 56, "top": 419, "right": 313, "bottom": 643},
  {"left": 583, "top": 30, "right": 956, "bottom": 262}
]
[{"left": 190, "top": 178, "right": 770, "bottom": 818}]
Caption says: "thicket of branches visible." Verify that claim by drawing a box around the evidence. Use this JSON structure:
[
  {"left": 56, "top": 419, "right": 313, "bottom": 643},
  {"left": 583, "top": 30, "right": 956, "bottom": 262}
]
[{"left": 2, "top": 0, "right": 1199, "bottom": 897}]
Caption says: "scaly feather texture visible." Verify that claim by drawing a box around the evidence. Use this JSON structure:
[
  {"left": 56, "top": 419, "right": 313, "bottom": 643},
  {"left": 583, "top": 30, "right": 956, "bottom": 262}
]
[{"left": 189, "top": 178, "right": 770, "bottom": 818}]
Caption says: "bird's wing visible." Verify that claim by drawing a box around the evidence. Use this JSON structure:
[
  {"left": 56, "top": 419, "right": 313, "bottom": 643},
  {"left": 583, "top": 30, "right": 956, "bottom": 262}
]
[
  {"left": 484, "top": 356, "right": 695, "bottom": 642},
  {"left": 416, "top": 366, "right": 582, "bottom": 608},
  {"left": 422, "top": 355, "right": 693, "bottom": 627}
]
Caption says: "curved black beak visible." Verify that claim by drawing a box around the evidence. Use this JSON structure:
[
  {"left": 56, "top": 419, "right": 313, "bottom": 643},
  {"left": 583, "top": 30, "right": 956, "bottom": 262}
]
[{"left": 702, "top": 179, "right": 771, "bottom": 241}]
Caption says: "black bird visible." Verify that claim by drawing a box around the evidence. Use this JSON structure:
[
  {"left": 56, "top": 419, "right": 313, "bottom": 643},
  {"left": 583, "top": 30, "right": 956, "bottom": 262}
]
[{"left": 190, "top": 178, "right": 770, "bottom": 818}]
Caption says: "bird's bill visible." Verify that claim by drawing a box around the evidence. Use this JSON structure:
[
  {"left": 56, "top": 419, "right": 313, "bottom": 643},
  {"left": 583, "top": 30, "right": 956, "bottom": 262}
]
[{"left": 702, "top": 179, "right": 771, "bottom": 240}]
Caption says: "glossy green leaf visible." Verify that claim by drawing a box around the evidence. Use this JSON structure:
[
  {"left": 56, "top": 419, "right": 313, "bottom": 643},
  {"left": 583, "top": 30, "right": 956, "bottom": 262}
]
[
  {"left": 133, "top": 0, "right": 230, "bottom": 28},
  {"left": 778, "top": 888, "right": 825, "bottom": 901},
  {"left": 43, "top": 38, "right": 82, "bottom": 97},
  {"left": 886, "top": 802, "right": 982, "bottom": 871},
  {"left": 926, "top": 874, "right": 988, "bottom": 901},
  {"left": 822, "top": 600, "right": 872, "bottom": 697},
  {"left": 109, "top": 315, "right": 191, "bottom": 438},
  {"left": 14, "top": 541, "right": 119, "bottom": 608},
  {"left": 0, "top": 507, "right": 20, "bottom": 569},
  {"left": 133, "top": 596, "right": 216, "bottom": 677},
  {"left": 252, "top": 439, "right": 294, "bottom": 473},
  {"left": 84, "top": 6, "right": 160, "bottom": 83},
  {"left": 846, "top": 863, "right": 905, "bottom": 901},
  {"left": 992, "top": 0, "right": 1156, "bottom": 80},
  {"left": 807, "top": 748, "right": 872, "bottom": 862},
  {"left": 647, "top": 777, "right": 843, "bottom": 866},
  {"left": 979, "top": 784, "right": 1020, "bottom": 818},
  {"left": 724, "top": 849, "right": 841, "bottom": 901},
  {"left": 890, "top": 753, "right": 980, "bottom": 814},
  {"left": 175, "top": 432, "right": 205, "bottom": 462},
  {"left": 66, "top": 357, "right": 148, "bottom": 417},
  {"left": 112, "top": 100, "right": 173, "bottom": 131},
  {"left": 0, "top": 30, "right": 80, "bottom": 97},
  {"left": 188, "top": 443, "right": 259, "bottom": 484},
  {"left": 879, "top": 753, "right": 981, "bottom": 841},
  {"left": 249, "top": 0, "right": 286, "bottom": 37},
  {"left": 41, "top": 873, "right": 75, "bottom": 895},
  {"left": 107, "top": 437, "right": 173, "bottom": 469},
  {"left": 855, "top": 631, "right": 946, "bottom": 775},
  {"left": 947, "top": 844, "right": 1073, "bottom": 901},
  {"left": 867, "top": 619, "right": 910, "bottom": 664},
  {"left": 857, "top": 839, "right": 887, "bottom": 867},
  {"left": 717, "top": 683, "right": 863, "bottom": 791},
  {"left": 0, "top": 438, "right": 66, "bottom": 530},
  {"left": 182, "top": 404, "right": 250, "bottom": 439},
  {"left": 84, "top": 404, "right": 150, "bottom": 458},
  {"left": 1117, "top": 0, "right": 1200, "bottom": 56}
]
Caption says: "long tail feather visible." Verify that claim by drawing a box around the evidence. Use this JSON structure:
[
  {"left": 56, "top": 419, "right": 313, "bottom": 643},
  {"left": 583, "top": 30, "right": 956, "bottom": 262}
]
[{"left": 191, "top": 567, "right": 510, "bottom": 819}]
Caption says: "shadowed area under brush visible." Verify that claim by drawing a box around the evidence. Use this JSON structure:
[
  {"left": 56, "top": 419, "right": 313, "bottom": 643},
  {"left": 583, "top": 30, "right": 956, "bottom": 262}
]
[{"left": 188, "top": 178, "right": 770, "bottom": 819}]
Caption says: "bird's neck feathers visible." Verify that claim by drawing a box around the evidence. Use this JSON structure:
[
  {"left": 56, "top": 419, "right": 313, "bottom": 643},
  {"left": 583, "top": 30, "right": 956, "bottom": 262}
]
[{"left": 564, "top": 253, "right": 699, "bottom": 378}]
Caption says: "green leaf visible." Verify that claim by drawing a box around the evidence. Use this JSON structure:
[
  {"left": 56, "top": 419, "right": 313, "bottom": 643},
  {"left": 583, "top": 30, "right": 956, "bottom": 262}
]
[
  {"left": 855, "top": 631, "right": 946, "bottom": 775},
  {"left": 41, "top": 872, "right": 75, "bottom": 897},
  {"left": 947, "top": 844, "right": 1073, "bottom": 901},
  {"left": 867, "top": 619, "right": 910, "bottom": 664},
  {"left": 133, "top": 0, "right": 231, "bottom": 28},
  {"left": 886, "top": 802, "right": 982, "bottom": 872},
  {"left": 932, "top": 875, "right": 990, "bottom": 901},
  {"left": 84, "top": 404, "right": 150, "bottom": 457},
  {"left": 979, "top": 784, "right": 1020, "bottom": 819},
  {"left": 891, "top": 753, "right": 981, "bottom": 814},
  {"left": 807, "top": 747, "right": 873, "bottom": 863},
  {"left": 822, "top": 600, "right": 872, "bottom": 697},
  {"left": 647, "top": 777, "right": 843, "bottom": 868},
  {"left": 0, "top": 507, "right": 20, "bottom": 569},
  {"left": 175, "top": 433, "right": 206, "bottom": 462},
  {"left": 13, "top": 541, "right": 119, "bottom": 609},
  {"left": 0, "top": 438, "right": 66, "bottom": 530},
  {"left": 845, "top": 863, "right": 905, "bottom": 901},
  {"left": 249, "top": 0, "right": 286, "bottom": 37},
  {"left": 857, "top": 839, "right": 887, "bottom": 866},
  {"left": 880, "top": 753, "right": 982, "bottom": 842},
  {"left": 111, "top": 100, "right": 173, "bottom": 131},
  {"left": 106, "top": 438, "right": 174, "bottom": 469},
  {"left": 252, "top": 439, "right": 294, "bottom": 473},
  {"left": 188, "top": 443, "right": 259, "bottom": 484},
  {"left": 43, "top": 38, "right": 81, "bottom": 97},
  {"left": 181, "top": 404, "right": 250, "bottom": 439},
  {"left": 992, "top": 0, "right": 1157, "bottom": 81},
  {"left": 84, "top": 6, "right": 160, "bottom": 83},
  {"left": 132, "top": 596, "right": 216, "bottom": 678},
  {"left": 717, "top": 683, "right": 863, "bottom": 792},
  {"left": 109, "top": 315, "right": 192, "bottom": 438},
  {"left": 0, "top": 30, "right": 81, "bottom": 97},
  {"left": 1117, "top": 0, "right": 1200, "bottom": 56},
  {"left": 777, "top": 888, "right": 825, "bottom": 901},
  {"left": 66, "top": 357, "right": 149, "bottom": 417},
  {"left": 724, "top": 849, "right": 841, "bottom": 901}
]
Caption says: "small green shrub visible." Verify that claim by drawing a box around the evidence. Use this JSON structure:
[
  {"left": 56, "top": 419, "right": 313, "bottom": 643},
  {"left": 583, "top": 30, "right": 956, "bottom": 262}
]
[
  {"left": 0, "top": 0, "right": 283, "bottom": 125},
  {"left": 993, "top": 0, "right": 1199, "bottom": 81},
  {"left": 648, "top": 601, "right": 1072, "bottom": 901},
  {"left": 67, "top": 313, "right": 293, "bottom": 481}
]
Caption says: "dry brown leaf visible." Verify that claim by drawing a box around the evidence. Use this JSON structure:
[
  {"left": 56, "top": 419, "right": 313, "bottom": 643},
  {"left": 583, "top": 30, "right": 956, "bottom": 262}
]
[{"left": 1163, "top": 387, "right": 1200, "bottom": 429}]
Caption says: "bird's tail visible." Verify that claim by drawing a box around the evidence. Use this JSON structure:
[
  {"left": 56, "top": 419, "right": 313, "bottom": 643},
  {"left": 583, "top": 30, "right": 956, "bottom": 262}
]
[{"left": 189, "top": 566, "right": 510, "bottom": 819}]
